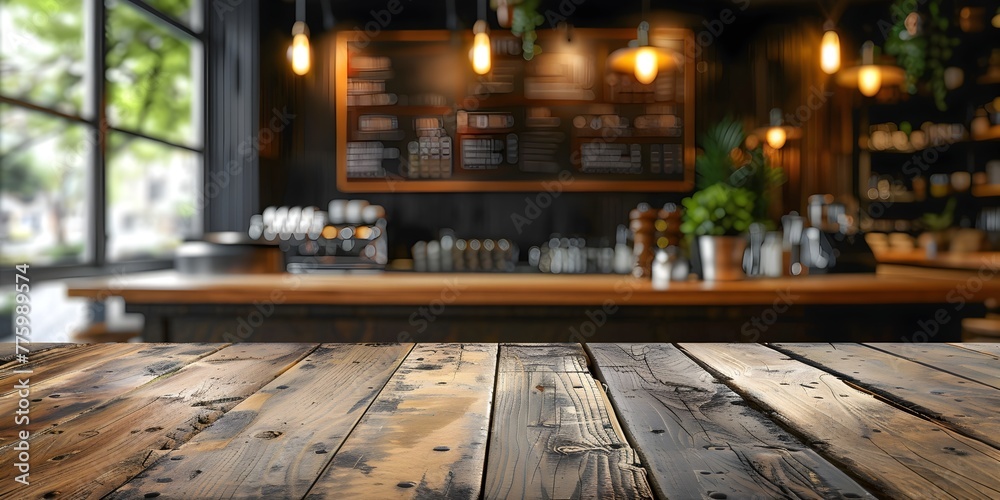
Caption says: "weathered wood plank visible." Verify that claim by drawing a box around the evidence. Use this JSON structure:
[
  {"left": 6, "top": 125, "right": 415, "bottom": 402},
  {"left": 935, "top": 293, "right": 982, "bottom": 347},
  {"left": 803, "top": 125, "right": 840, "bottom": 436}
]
[
  {"left": 0, "top": 344, "right": 223, "bottom": 448},
  {"left": 774, "top": 343, "right": 1000, "bottom": 449},
  {"left": 588, "top": 343, "right": 874, "bottom": 499},
  {"left": 109, "top": 343, "right": 412, "bottom": 500},
  {"left": 306, "top": 343, "right": 497, "bottom": 499},
  {"left": 681, "top": 343, "right": 1000, "bottom": 499},
  {"left": 0, "top": 342, "right": 75, "bottom": 363},
  {"left": 0, "top": 343, "right": 129, "bottom": 388},
  {"left": 868, "top": 343, "right": 1000, "bottom": 390},
  {"left": 0, "top": 343, "right": 315, "bottom": 500},
  {"left": 951, "top": 342, "right": 1000, "bottom": 357},
  {"left": 484, "top": 344, "right": 652, "bottom": 499}
]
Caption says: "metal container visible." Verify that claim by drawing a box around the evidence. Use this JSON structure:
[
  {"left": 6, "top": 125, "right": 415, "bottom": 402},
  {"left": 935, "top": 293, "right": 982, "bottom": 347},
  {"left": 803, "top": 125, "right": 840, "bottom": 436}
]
[
  {"left": 175, "top": 232, "right": 283, "bottom": 274},
  {"left": 699, "top": 235, "right": 748, "bottom": 281}
]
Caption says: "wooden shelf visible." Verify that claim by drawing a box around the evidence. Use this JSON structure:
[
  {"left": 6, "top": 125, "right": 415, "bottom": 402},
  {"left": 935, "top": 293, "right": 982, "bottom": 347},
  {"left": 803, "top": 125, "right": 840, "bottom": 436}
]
[
  {"left": 971, "top": 125, "right": 1000, "bottom": 142},
  {"left": 972, "top": 184, "right": 1000, "bottom": 197}
]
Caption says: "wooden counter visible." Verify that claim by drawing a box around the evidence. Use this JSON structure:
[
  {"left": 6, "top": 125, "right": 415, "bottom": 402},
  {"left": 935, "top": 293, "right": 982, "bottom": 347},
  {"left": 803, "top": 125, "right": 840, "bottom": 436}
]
[
  {"left": 66, "top": 270, "right": 998, "bottom": 306},
  {"left": 876, "top": 250, "right": 1000, "bottom": 271},
  {"left": 64, "top": 270, "right": 999, "bottom": 343},
  {"left": 3, "top": 342, "right": 999, "bottom": 499}
]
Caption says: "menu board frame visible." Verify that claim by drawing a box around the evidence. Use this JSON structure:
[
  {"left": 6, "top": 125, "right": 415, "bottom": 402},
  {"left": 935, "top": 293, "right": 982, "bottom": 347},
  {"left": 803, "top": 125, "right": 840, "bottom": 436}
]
[{"left": 336, "top": 28, "right": 695, "bottom": 192}]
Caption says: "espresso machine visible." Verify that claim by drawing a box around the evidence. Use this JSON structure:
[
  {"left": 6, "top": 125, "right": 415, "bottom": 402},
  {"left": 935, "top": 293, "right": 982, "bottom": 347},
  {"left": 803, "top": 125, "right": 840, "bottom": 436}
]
[{"left": 249, "top": 199, "right": 388, "bottom": 273}]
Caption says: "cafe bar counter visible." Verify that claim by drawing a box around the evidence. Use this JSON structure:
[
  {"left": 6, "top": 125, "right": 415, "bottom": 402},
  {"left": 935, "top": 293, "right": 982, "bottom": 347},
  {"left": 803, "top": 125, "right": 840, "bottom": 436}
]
[{"left": 66, "top": 270, "right": 998, "bottom": 343}]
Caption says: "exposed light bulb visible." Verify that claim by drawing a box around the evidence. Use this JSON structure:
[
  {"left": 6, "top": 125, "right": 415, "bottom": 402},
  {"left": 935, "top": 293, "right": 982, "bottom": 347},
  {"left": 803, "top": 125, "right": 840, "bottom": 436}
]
[
  {"left": 820, "top": 30, "right": 840, "bottom": 74},
  {"left": 766, "top": 127, "right": 787, "bottom": 149},
  {"left": 634, "top": 46, "right": 658, "bottom": 84},
  {"left": 858, "top": 65, "right": 882, "bottom": 96},
  {"left": 290, "top": 21, "right": 310, "bottom": 76},
  {"left": 472, "top": 32, "right": 491, "bottom": 75}
]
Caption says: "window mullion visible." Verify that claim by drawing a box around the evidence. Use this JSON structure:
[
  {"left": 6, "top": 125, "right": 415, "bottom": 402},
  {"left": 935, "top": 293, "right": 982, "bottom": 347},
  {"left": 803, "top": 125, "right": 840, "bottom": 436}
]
[{"left": 92, "top": 0, "right": 108, "bottom": 267}]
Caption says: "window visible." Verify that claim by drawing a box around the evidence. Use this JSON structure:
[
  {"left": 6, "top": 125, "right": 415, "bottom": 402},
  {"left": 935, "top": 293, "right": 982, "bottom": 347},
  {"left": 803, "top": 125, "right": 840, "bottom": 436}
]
[{"left": 0, "top": 0, "right": 203, "bottom": 268}]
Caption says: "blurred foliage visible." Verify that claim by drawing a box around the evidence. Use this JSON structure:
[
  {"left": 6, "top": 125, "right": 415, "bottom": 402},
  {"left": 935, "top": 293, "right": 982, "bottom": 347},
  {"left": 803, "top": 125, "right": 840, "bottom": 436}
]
[
  {"left": 681, "top": 183, "right": 756, "bottom": 236},
  {"left": 920, "top": 197, "right": 956, "bottom": 231},
  {"left": 492, "top": 0, "right": 543, "bottom": 60},
  {"left": 106, "top": 0, "right": 197, "bottom": 145},
  {"left": 0, "top": 0, "right": 200, "bottom": 263},
  {"left": 683, "top": 117, "right": 785, "bottom": 237},
  {"left": 0, "top": 0, "right": 87, "bottom": 114},
  {"left": 882, "top": 0, "right": 960, "bottom": 111}
]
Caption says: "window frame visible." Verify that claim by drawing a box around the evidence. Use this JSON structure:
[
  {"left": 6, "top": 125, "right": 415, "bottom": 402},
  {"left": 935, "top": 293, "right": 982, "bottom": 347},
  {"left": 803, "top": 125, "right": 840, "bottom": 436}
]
[{"left": 0, "top": 0, "right": 208, "bottom": 281}]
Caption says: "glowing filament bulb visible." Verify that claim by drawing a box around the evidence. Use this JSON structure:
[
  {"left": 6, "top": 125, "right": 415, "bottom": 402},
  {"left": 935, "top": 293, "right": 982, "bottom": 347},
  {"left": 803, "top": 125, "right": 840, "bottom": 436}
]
[
  {"left": 766, "top": 127, "right": 787, "bottom": 149},
  {"left": 858, "top": 66, "right": 882, "bottom": 96},
  {"left": 820, "top": 30, "right": 840, "bottom": 74},
  {"left": 290, "top": 21, "right": 310, "bottom": 76},
  {"left": 634, "top": 46, "right": 658, "bottom": 84},
  {"left": 472, "top": 32, "right": 491, "bottom": 75}
]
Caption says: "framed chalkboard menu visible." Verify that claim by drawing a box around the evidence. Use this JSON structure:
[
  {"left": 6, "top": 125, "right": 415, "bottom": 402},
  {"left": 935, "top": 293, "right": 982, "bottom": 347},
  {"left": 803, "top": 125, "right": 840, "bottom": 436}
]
[{"left": 335, "top": 28, "right": 694, "bottom": 192}]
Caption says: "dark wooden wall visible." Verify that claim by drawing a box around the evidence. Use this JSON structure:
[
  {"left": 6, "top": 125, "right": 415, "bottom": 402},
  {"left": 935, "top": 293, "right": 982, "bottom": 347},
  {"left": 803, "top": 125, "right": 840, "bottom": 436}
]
[{"left": 246, "top": 0, "right": 839, "bottom": 258}]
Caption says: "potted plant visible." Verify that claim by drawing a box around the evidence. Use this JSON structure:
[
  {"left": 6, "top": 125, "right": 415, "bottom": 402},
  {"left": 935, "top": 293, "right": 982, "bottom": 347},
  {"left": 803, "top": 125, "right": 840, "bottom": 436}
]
[{"left": 681, "top": 118, "right": 784, "bottom": 280}]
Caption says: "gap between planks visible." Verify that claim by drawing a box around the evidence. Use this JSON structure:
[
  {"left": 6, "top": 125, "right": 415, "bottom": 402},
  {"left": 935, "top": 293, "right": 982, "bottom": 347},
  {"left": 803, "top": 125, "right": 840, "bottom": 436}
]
[{"left": 680, "top": 343, "right": 1000, "bottom": 499}]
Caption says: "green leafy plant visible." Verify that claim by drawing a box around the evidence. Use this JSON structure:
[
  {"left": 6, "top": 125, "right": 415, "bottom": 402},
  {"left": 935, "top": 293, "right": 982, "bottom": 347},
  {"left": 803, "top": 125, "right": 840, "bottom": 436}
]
[
  {"left": 920, "top": 197, "right": 956, "bottom": 231},
  {"left": 681, "top": 183, "right": 756, "bottom": 236},
  {"left": 493, "top": 0, "right": 543, "bottom": 60},
  {"left": 882, "top": 0, "right": 960, "bottom": 110},
  {"left": 681, "top": 117, "right": 785, "bottom": 237}
]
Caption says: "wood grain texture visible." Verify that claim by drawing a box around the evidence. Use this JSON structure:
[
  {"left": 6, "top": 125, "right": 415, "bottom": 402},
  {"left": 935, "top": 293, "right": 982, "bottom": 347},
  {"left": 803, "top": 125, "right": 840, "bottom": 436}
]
[
  {"left": 0, "top": 343, "right": 315, "bottom": 500},
  {"left": 588, "top": 343, "right": 874, "bottom": 499},
  {"left": 0, "top": 342, "right": 74, "bottom": 362},
  {"left": 868, "top": 343, "right": 1000, "bottom": 390},
  {"left": 952, "top": 342, "right": 1000, "bottom": 357},
  {"left": 0, "top": 344, "right": 222, "bottom": 447},
  {"left": 484, "top": 344, "right": 652, "bottom": 499},
  {"left": 681, "top": 343, "right": 1000, "bottom": 499},
  {"left": 773, "top": 343, "right": 1000, "bottom": 449},
  {"left": 307, "top": 343, "right": 497, "bottom": 499},
  {"left": 0, "top": 343, "right": 129, "bottom": 388},
  {"left": 109, "top": 343, "right": 411, "bottom": 500},
  {"left": 64, "top": 271, "right": 989, "bottom": 306}
]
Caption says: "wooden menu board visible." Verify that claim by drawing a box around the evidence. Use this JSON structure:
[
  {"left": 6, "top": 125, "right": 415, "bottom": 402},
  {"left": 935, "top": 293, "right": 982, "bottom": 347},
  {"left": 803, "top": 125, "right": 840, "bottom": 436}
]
[{"left": 335, "top": 28, "right": 695, "bottom": 192}]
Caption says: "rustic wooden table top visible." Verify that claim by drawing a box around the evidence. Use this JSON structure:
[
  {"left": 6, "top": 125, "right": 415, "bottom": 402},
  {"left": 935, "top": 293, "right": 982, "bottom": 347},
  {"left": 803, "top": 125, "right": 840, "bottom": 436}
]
[{"left": 1, "top": 342, "right": 998, "bottom": 499}]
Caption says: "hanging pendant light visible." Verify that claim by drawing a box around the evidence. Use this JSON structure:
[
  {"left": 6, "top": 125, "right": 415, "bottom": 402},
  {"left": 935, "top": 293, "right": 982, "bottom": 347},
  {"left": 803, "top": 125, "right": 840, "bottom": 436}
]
[
  {"left": 836, "top": 41, "right": 904, "bottom": 97},
  {"left": 755, "top": 108, "right": 801, "bottom": 150},
  {"left": 469, "top": 0, "right": 491, "bottom": 75},
  {"left": 289, "top": 0, "right": 310, "bottom": 75},
  {"left": 820, "top": 22, "right": 840, "bottom": 74},
  {"left": 607, "top": 22, "right": 678, "bottom": 84},
  {"left": 607, "top": 0, "right": 678, "bottom": 84}
]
